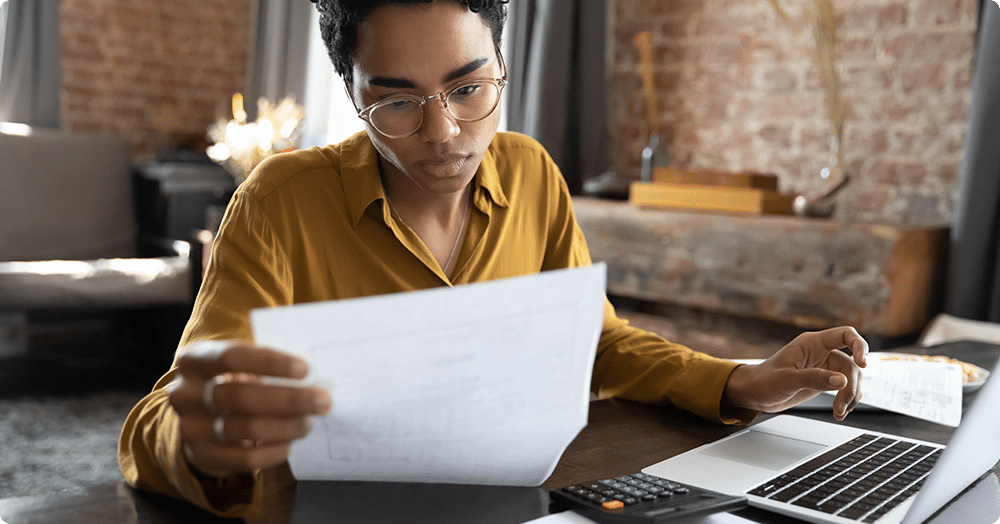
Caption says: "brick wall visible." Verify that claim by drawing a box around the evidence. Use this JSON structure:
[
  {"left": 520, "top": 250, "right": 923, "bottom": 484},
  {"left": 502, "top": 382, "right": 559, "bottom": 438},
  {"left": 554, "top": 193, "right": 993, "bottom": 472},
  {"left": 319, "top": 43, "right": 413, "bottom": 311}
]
[
  {"left": 609, "top": 0, "right": 979, "bottom": 225},
  {"left": 59, "top": 0, "right": 252, "bottom": 158}
]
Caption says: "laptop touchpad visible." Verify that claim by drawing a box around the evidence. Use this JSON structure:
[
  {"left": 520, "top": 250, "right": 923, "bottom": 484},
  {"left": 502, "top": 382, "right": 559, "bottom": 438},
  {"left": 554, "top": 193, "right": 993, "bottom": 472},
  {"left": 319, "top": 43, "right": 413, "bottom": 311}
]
[{"left": 698, "top": 429, "right": 827, "bottom": 471}]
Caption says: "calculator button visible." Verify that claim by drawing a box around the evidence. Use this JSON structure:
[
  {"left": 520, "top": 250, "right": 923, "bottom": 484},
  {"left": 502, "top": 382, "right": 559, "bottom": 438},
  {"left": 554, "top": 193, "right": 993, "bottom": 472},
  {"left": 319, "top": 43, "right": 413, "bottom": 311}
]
[{"left": 601, "top": 500, "right": 625, "bottom": 509}]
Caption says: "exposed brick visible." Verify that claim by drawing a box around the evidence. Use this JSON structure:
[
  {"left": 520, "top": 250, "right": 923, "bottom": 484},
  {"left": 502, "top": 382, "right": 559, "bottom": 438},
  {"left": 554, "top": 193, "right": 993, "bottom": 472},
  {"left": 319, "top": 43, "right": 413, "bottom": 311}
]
[
  {"left": 765, "top": 93, "right": 823, "bottom": 120},
  {"left": 758, "top": 124, "right": 794, "bottom": 149},
  {"left": 600, "top": 0, "right": 960, "bottom": 225},
  {"left": 888, "top": 128, "right": 920, "bottom": 154},
  {"left": 846, "top": 127, "right": 889, "bottom": 155},
  {"left": 842, "top": 5, "right": 884, "bottom": 33},
  {"left": 761, "top": 67, "right": 799, "bottom": 92},
  {"left": 878, "top": 4, "right": 909, "bottom": 29},
  {"left": 800, "top": 125, "right": 830, "bottom": 151},
  {"left": 879, "top": 94, "right": 923, "bottom": 122},
  {"left": 912, "top": 0, "right": 968, "bottom": 26},
  {"left": 883, "top": 30, "right": 975, "bottom": 63},
  {"left": 841, "top": 35, "right": 877, "bottom": 61},
  {"left": 897, "top": 63, "right": 948, "bottom": 93},
  {"left": 556, "top": 1, "right": 963, "bottom": 224},
  {"left": 702, "top": 42, "right": 741, "bottom": 64},
  {"left": 866, "top": 159, "right": 928, "bottom": 185},
  {"left": 841, "top": 64, "right": 894, "bottom": 92},
  {"left": 953, "top": 62, "right": 972, "bottom": 90},
  {"left": 60, "top": 0, "right": 251, "bottom": 158},
  {"left": 937, "top": 163, "right": 960, "bottom": 184}
]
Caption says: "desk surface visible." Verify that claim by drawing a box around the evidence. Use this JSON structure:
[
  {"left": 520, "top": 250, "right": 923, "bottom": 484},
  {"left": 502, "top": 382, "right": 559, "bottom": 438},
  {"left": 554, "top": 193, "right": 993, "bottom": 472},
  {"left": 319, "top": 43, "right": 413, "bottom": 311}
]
[{"left": 3, "top": 340, "right": 1000, "bottom": 524}]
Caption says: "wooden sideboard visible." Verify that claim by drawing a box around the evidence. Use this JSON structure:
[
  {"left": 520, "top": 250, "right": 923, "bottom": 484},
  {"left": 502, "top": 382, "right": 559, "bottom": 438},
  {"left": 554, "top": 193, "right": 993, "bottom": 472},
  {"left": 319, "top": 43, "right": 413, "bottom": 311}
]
[{"left": 573, "top": 197, "right": 949, "bottom": 339}]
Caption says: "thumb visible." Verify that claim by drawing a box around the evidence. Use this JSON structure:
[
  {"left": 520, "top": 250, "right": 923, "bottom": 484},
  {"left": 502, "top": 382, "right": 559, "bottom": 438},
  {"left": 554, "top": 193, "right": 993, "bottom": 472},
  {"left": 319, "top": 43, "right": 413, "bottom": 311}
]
[{"left": 782, "top": 368, "right": 847, "bottom": 392}]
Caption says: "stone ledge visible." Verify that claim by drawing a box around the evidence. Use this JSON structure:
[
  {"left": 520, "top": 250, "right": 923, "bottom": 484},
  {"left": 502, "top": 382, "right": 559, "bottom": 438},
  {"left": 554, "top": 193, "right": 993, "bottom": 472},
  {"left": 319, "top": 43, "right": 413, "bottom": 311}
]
[{"left": 575, "top": 197, "right": 948, "bottom": 337}]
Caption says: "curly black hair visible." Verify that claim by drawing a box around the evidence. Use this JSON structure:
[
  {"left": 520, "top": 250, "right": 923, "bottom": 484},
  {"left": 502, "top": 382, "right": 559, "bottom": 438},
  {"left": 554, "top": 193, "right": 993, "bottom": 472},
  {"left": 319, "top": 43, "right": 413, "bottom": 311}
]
[{"left": 310, "top": 0, "right": 508, "bottom": 85}]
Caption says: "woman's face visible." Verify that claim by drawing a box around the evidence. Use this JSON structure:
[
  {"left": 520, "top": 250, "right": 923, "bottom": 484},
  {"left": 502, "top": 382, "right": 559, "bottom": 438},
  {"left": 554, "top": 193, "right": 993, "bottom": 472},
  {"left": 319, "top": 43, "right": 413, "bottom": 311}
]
[{"left": 349, "top": 2, "right": 503, "bottom": 197}]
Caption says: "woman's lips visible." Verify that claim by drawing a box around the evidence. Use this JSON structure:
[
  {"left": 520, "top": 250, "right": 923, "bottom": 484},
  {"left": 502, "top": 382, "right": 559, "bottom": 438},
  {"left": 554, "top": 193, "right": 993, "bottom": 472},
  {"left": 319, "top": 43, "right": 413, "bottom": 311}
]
[{"left": 418, "top": 154, "right": 471, "bottom": 177}]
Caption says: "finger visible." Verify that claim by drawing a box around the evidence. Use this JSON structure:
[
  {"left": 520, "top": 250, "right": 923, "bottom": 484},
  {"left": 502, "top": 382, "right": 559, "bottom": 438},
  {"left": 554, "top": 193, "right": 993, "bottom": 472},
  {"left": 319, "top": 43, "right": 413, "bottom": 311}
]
[
  {"left": 832, "top": 389, "right": 856, "bottom": 420},
  {"left": 211, "top": 381, "right": 332, "bottom": 416},
  {"left": 181, "top": 415, "right": 314, "bottom": 445},
  {"left": 782, "top": 367, "right": 848, "bottom": 393},
  {"left": 176, "top": 340, "right": 310, "bottom": 380},
  {"left": 185, "top": 440, "right": 292, "bottom": 477},
  {"left": 169, "top": 376, "right": 331, "bottom": 417},
  {"left": 832, "top": 326, "right": 869, "bottom": 367},
  {"left": 850, "top": 330, "right": 870, "bottom": 368},
  {"left": 831, "top": 370, "right": 863, "bottom": 420},
  {"left": 812, "top": 326, "right": 869, "bottom": 367}
]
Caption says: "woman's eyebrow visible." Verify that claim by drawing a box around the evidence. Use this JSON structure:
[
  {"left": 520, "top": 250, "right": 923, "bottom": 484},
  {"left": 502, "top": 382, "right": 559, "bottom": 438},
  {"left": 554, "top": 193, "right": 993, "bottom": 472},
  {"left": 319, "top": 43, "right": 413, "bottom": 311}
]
[
  {"left": 443, "top": 57, "right": 489, "bottom": 82},
  {"left": 368, "top": 57, "right": 490, "bottom": 89}
]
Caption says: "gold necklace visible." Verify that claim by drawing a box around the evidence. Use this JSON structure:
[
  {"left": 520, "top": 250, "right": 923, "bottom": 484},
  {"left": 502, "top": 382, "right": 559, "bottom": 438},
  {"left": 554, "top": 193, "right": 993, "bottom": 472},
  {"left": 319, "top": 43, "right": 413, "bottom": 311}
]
[{"left": 385, "top": 192, "right": 469, "bottom": 273}]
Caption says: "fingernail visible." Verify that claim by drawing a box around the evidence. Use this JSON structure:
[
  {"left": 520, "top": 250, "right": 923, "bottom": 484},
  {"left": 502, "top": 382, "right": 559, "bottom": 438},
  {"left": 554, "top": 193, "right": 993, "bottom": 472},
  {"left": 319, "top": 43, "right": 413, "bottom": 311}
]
[
  {"left": 290, "top": 359, "right": 309, "bottom": 377},
  {"left": 313, "top": 392, "right": 332, "bottom": 412},
  {"left": 829, "top": 375, "right": 847, "bottom": 388}
]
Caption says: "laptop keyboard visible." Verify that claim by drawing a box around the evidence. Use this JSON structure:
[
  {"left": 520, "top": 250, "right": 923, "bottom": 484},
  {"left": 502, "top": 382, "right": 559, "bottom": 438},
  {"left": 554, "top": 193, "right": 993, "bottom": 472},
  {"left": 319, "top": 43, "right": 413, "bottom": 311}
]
[{"left": 748, "top": 433, "right": 942, "bottom": 522}]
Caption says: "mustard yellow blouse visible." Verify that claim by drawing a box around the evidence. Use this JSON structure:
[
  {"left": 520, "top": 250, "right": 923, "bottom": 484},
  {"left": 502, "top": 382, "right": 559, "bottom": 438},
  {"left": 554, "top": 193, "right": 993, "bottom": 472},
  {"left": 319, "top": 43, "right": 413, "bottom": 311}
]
[{"left": 118, "top": 131, "right": 752, "bottom": 517}]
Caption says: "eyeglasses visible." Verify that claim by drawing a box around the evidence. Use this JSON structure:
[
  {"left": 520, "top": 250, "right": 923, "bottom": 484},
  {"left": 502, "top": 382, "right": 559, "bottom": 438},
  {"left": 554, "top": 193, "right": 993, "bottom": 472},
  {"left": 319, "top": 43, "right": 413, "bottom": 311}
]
[{"left": 353, "top": 52, "right": 507, "bottom": 139}]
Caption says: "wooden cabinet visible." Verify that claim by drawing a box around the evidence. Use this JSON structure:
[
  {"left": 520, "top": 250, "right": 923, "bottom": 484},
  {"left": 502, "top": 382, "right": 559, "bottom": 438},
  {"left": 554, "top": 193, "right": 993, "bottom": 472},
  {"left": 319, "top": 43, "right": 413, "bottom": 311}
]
[{"left": 573, "top": 197, "right": 948, "bottom": 338}]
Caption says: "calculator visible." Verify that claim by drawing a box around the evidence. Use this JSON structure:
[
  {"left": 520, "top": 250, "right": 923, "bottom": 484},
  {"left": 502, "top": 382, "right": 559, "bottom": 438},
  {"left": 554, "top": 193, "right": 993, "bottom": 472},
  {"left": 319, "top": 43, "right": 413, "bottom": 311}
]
[{"left": 549, "top": 472, "right": 747, "bottom": 523}]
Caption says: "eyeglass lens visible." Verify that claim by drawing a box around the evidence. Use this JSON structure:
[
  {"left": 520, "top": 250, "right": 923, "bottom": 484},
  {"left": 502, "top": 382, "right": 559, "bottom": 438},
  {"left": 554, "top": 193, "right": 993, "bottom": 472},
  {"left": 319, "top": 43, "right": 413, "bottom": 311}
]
[{"left": 368, "top": 81, "right": 502, "bottom": 138}]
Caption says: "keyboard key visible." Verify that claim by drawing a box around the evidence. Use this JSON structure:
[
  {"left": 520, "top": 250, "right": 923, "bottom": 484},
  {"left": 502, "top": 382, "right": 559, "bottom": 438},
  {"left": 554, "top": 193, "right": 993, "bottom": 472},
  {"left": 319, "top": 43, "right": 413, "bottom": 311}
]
[
  {"left": 839, "top": 505, "right": 870, "bottom": 519},
  {"left": 770, "top": 485, "right": 808, "bottom": 502}
]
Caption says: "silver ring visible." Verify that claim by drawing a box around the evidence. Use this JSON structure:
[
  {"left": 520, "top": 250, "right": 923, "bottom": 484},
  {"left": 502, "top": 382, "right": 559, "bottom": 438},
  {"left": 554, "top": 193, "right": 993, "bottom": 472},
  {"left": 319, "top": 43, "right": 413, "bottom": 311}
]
[
  {"left": 214, "top": 416, "right": 226, "bottom": 443},
  {"left": 202, "top": 375, "right": 227, "bottom": 415}
]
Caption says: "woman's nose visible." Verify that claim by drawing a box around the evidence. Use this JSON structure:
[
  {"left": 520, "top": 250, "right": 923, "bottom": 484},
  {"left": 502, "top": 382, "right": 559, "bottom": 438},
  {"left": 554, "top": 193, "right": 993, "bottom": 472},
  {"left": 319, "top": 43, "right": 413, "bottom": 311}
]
[{"left": 418, "top": 96, "right": 460, "bottom": 143}]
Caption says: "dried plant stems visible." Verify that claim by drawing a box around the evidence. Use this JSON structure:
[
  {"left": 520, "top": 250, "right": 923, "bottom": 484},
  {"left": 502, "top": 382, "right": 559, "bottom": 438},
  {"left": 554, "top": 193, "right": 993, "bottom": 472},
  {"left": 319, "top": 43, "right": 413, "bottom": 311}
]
[
  {"left": 767, "top": 0, "right": 794, "bottom": 27},
  {"left": 812, "top": 0, "right": 844, "bottom": 173},
  {"left": 769, "top": 0, "right": 846, "bottom": 184}
]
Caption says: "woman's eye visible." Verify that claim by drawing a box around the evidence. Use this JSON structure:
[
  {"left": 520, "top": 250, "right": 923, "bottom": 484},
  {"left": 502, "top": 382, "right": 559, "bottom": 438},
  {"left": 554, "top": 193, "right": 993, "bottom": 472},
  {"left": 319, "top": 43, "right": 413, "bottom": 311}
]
[
  {"left": 452, "top": 84, "right": 482, "bottom": 98},
  {"left": 381, "top": 98, "right": 417, "bottom": 112}
]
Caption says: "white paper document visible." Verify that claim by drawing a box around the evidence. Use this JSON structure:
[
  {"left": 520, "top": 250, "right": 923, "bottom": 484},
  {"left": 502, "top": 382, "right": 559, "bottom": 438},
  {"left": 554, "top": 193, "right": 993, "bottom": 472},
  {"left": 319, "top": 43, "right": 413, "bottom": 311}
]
[
  {"left": 731, "top": 357, "right": 964, "bottom": 426},
  {"left": 250, "top": 264, "right": 607, "bottom": 485},
  {"left": 852, "top": 358, "right": 963, "bottom": 427}
]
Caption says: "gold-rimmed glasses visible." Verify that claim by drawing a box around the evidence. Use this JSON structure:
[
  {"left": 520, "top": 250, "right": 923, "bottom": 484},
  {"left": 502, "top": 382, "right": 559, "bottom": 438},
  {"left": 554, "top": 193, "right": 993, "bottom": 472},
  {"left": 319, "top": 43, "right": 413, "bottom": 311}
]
[{"left": 352, "top": 51, "right": 507, "bottom": 139}]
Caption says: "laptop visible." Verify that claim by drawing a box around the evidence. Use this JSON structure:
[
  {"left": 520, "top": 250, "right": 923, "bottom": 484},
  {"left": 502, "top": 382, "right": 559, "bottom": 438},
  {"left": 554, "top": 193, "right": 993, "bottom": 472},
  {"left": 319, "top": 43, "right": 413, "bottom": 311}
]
[{"left": 642, "top": 354, "right": 1000, "bottom": 524}]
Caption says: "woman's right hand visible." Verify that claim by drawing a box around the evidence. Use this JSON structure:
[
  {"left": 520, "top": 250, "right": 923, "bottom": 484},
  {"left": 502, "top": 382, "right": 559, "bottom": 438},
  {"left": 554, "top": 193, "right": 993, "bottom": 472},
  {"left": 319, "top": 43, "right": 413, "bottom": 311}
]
[{"left": 167, "top": 340, "right": 333, "bottom": 479}]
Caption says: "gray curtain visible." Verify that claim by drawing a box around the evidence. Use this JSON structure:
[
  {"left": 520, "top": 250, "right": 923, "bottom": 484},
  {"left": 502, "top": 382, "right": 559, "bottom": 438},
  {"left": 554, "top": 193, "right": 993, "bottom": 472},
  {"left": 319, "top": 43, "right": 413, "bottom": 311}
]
[
  {"left": 243, "top": 0, "right": 312, "bottom": 120},
  {"left": 506, "top": 0, "right": 610, "bottom": 195},
  {"left": 945, "top": 1, "right": 1000, "bottom": 321},
  {"left": 0, "top": 0, "right": 60, "bottom": 127}
]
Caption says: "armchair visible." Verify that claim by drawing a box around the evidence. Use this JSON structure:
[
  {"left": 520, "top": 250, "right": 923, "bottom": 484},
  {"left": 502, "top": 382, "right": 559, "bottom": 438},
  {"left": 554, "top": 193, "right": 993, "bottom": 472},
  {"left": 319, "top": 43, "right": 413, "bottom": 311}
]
[{"left": 0, "top": 124, "right": 199, "bottom": 370}]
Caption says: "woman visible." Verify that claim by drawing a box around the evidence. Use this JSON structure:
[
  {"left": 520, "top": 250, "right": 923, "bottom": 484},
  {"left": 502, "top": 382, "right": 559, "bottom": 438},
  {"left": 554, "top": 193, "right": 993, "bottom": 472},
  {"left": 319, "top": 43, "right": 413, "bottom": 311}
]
[{"left": 119, "top": 0, "right": 867, "bottom": 517}]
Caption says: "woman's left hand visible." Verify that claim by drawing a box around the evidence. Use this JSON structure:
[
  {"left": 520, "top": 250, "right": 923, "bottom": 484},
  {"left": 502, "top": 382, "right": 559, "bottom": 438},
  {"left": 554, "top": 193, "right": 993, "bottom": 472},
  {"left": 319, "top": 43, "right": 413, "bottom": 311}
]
[{"left": 724, "top": 326, "right": 868, "bottom": 420}]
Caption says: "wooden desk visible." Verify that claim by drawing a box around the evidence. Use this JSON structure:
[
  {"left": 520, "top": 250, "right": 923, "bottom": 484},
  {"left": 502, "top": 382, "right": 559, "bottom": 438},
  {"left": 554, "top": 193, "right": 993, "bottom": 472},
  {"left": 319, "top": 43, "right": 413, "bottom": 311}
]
[{"left": 3, "top": 341, "right": 999, "bottom": 524}]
